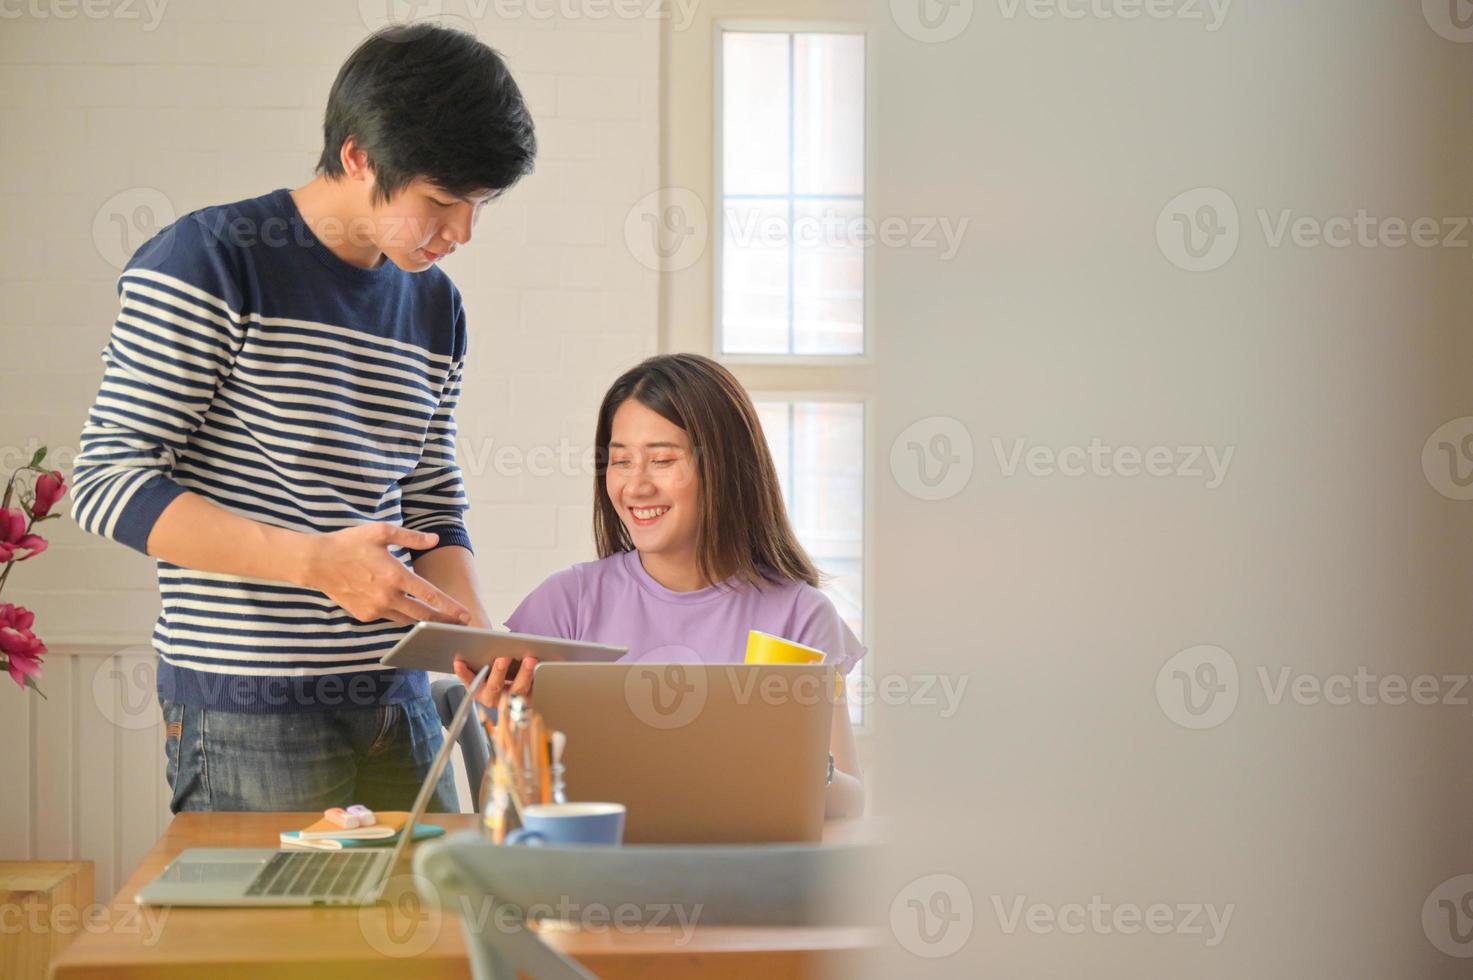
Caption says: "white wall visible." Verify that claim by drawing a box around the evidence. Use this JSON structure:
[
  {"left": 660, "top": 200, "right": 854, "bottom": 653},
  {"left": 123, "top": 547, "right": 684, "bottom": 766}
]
[
  {"left": 0, "top": 0, "right": 659, "bottom": 901},
  {"left": 866, "top": 1, "right": 1473, "bottom": 977}
]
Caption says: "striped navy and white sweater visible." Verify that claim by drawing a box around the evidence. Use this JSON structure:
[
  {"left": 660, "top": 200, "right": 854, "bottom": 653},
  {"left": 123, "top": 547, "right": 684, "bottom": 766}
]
[{"left": 71, "top": 188, "right": 472, "bottom": 713}]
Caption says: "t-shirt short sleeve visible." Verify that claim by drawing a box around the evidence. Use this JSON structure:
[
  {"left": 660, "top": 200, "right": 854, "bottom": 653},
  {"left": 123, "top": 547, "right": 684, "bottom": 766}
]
[
  {"left": 791, "top": 587, "right": 867, "bottom": 676},
  {"left": 503, "top": 566, "right": 582, "bottom": 640}
]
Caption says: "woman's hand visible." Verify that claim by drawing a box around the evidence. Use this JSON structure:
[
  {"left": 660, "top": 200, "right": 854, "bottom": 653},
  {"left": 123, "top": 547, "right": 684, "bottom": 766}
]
[{"left": 454, "top": 654, "right": 538, "bottom": 708}]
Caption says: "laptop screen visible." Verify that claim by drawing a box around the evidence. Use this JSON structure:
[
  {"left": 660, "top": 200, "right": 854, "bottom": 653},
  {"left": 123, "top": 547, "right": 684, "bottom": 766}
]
[{"left": 385, "top": 665, "right": 489, "bottom": 869}]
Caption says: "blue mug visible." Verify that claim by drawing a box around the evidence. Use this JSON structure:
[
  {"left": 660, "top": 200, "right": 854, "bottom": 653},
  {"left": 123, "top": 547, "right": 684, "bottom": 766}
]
[{"left": 505, "top": 802, "right": 626, "bottom": 846}]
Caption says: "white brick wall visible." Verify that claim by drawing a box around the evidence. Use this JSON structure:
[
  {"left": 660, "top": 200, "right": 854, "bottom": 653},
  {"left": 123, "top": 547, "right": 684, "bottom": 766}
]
[{"left": 0, "top": 1, "right": 661, "bottom": 644}]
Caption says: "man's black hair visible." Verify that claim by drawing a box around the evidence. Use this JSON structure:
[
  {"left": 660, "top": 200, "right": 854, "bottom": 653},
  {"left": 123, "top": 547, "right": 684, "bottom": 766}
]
[{"left": 317, "top": 24, "right": 536, "bottom": 201}]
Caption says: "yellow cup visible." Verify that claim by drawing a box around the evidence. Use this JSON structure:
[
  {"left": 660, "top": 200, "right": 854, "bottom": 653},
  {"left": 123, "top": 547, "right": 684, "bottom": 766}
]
[
  {"left": 745, "top": 630, "right": 843, "bottom": 701},
  {"left": 745, "top": 630, "right": 825, "bottom": 665}
]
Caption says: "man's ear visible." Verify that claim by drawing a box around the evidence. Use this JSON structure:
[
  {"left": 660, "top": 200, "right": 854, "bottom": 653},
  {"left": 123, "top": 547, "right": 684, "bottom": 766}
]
[{"left": 338, "top": 137, "right": 373, "bottom": 185}]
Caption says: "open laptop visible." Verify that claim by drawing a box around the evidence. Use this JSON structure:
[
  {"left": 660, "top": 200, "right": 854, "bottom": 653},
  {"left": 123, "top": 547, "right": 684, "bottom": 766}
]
[
  {"left": 531, "top": 663, "right": 836, "bottom": 844},
  {"left": 135, "top": 665, "right": 489, "bottom": 907}
]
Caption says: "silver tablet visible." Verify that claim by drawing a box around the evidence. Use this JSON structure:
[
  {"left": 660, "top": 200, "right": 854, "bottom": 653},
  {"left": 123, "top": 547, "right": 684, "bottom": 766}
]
[{"left": 379, "top": 622, "right": 627, "bottom": 675}]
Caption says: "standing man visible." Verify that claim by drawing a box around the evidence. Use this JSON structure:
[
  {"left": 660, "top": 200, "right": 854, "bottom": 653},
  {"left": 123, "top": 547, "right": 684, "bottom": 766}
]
[{"left": 71, "top": 25, "right": 535, "bottom": 812}]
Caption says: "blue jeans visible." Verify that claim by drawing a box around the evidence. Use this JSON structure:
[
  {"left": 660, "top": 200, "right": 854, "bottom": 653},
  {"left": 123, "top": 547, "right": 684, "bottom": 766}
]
[{"left": 160, "top": 696, "right": 459, "bottom": 813}]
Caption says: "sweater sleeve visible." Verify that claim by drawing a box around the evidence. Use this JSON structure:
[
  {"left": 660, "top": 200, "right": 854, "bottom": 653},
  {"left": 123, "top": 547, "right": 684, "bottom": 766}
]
[
  {"left": 69, "top": 214, "right": 247, "bottom": 554},
  {"left": 399, "top": 319, "right": 472, "bottom": 562}
]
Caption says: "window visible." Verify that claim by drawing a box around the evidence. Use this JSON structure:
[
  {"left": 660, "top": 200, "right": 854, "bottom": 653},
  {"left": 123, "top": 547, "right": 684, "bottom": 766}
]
[
  {"left": 669, "top": 19, "right": 875, "bottom": 727},
  {"left": 719, "top": 30, "right": 866, "bottom": 357},
  {"left": 755, "top": 400, "right": 865, "bottom": 640}
]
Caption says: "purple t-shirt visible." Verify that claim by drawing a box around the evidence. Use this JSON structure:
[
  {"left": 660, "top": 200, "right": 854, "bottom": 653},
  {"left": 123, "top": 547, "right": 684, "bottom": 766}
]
[{"left": 504, "top": 549, "right": 867, "bottom": 675}]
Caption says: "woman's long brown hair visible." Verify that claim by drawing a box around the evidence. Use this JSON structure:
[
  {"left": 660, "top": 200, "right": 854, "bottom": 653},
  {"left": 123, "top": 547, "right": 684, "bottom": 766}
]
[{"left": 592, "top": 353, "right": 820, "bottom": 590}]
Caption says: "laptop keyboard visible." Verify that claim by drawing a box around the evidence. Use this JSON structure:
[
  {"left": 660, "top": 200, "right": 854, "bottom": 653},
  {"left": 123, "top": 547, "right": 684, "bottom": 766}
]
[{"left": 243, "top": 851, "right": 383, "bottom": 899}]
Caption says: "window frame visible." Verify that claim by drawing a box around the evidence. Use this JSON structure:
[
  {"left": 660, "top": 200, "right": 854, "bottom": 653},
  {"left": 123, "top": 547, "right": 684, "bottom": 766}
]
[{"left": 712, "top": 20, "right": 875, "bottom": 367}]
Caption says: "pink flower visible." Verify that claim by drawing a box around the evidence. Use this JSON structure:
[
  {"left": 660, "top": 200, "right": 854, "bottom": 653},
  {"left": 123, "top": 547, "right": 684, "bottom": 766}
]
[
  {"left": 31, "top": 471, "right": 65, "bottom": 518},
  {"left": 0, "top": 605, "right": 46, "bottom": 689},
  {"left": 0, "top": 604, "right": 35, "bottom": 632},
  {"left": 0, "top": 508, "right": 45, "bottom": 562}
]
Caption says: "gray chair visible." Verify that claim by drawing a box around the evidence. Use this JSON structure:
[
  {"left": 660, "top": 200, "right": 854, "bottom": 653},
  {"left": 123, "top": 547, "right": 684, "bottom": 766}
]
[
  {"left": 413, "top": 831, "right": 876, "bottom": 979},
  {"left": 430, "top": 677, "right": 492, "bottom": 812}
]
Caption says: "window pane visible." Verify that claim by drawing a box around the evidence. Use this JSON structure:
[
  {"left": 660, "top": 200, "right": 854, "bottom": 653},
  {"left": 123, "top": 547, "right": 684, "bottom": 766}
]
[
  {"left": 722, "top": 198, "right": 790, "bottom": 355},
  {"left": 720, "top": 30, "right": 865, "bottom": 357},
  {"left": 722, "top": 33, "right": 790, "bottom": 196},
  {"left": 793, "top": 199, "right": 864, "bottom": 355},
  {"left": 753, "top": 400, "right": 865, "bottom": 643},
  {"left": 794, "top": 33, "right": 865, "bottom": 196}
]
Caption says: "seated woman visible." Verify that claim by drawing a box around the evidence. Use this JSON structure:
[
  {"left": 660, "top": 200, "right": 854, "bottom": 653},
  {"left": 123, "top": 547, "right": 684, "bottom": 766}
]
[{"left": 457, "top": 353, "right": 867, "bottom": 817}]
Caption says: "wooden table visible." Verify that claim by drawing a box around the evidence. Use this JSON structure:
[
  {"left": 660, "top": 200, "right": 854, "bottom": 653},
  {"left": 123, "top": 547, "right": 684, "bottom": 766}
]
[{"left": 48, "top": 813, "right": 881, "bottom": 979}]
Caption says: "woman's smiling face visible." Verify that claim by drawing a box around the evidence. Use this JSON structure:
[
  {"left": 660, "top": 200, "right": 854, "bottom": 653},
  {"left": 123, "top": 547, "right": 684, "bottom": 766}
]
[{"left": 605, "top": 398, "right": 701, "bottom": 559}]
